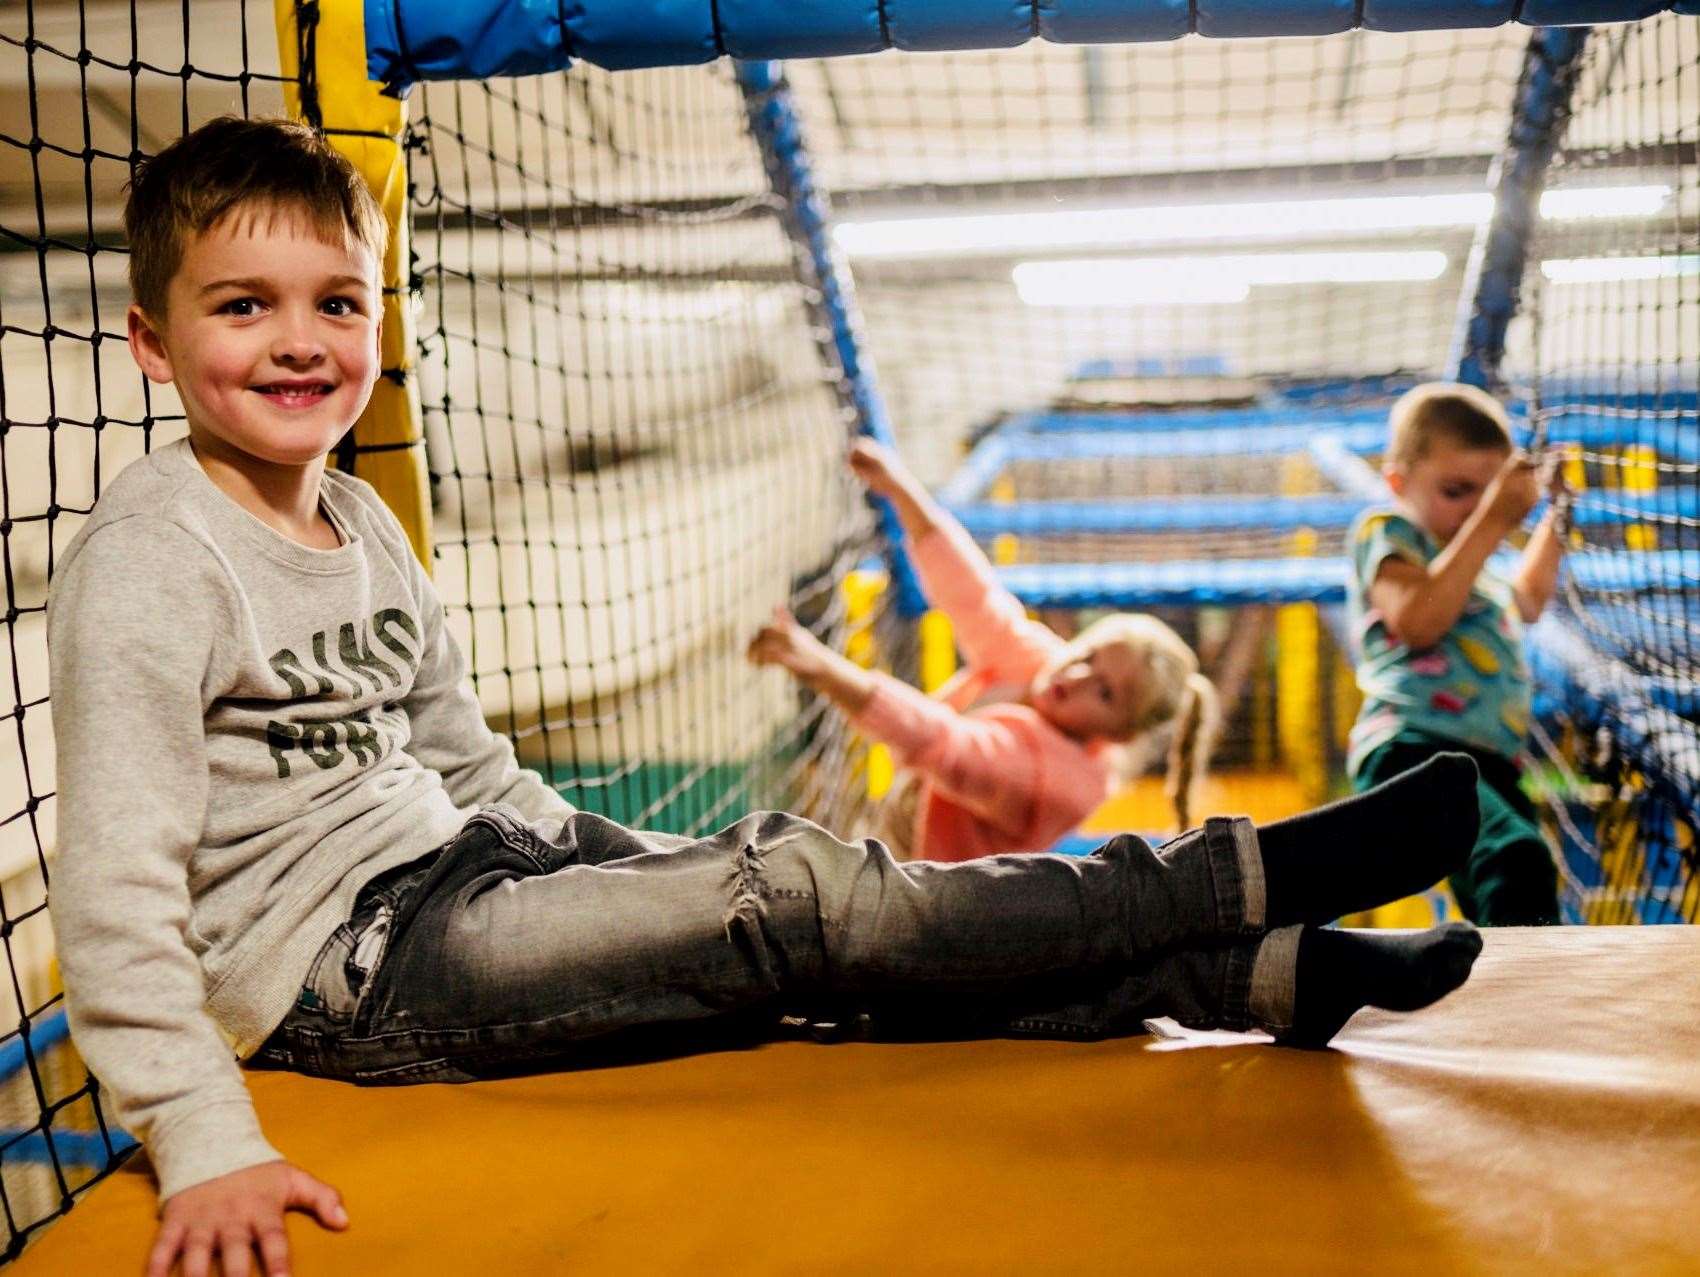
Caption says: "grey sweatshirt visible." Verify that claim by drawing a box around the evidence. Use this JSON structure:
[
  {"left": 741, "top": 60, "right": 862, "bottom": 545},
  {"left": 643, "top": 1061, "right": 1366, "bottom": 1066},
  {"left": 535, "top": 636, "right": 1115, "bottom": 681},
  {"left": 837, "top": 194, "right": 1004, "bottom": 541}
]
[{"left": 47, "top": 437, "right": 574, "bottom": 1201}]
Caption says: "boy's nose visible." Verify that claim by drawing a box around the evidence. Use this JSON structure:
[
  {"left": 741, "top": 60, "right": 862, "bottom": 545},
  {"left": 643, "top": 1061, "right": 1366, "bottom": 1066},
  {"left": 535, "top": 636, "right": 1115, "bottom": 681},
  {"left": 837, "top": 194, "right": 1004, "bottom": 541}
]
[{"left": 271, "top": 317, "right": 326, "bottom": 365}]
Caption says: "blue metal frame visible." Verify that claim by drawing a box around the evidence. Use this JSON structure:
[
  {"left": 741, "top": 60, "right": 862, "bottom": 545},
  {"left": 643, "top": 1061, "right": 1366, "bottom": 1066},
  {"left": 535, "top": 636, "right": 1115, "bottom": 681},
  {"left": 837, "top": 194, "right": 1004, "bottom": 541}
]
[
  {"left": 1450, "top": 26, "right": 1594, "bottom": 391},
  {"left": 948, "top": 486, "right": 1700, "bottom": 537},
  {"left": 944, "top": 407, "right": 1700, "bottom": 503},
  {"left": 735, "top": 60, "right": 927, "bottom": 617},
  {"left": 998, "top": 549, "right": 1700, "bottom": 609}
]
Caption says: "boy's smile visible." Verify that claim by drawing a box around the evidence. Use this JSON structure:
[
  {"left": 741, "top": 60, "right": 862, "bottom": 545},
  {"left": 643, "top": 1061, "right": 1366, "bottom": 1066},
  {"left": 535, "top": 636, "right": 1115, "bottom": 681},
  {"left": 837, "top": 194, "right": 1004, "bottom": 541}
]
[
  {"left": 1386, "top": 440, "right": 1509, "bottom": 544},
  {"left": 127, "top": 205, "right": 381, "bottom": 475}
]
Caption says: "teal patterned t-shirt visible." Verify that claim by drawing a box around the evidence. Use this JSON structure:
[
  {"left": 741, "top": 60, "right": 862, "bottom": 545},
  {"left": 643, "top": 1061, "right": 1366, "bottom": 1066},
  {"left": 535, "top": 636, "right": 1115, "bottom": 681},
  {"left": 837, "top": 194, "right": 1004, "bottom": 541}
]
[{"left": 1345, "top": 507, "right": 1531, "bottom": 775}]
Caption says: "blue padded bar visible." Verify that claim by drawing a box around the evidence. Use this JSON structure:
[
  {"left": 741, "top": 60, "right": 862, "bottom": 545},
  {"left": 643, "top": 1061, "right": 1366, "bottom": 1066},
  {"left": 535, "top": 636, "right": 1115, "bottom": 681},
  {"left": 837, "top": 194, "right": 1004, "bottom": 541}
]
[
  {"left": 1365, "top": 0, "right": 1515, "bottom": 29},
  {"left": 886, "top": 0, "right": 1032, "bottom": 51},
  {"left": 1521, "top": 0, "right": 1670, "bottom": 19},
  {"left": 566, "top": 1, "right": 721, "bottom": 72},
  {"left": 1000, "top": 550, "right": 1700, "bottom": 608},
  {"left": 1196, "top": 0, "right": 1355, "bottom": 37},
  {"left": 1037, "top": 0, "right": 1190, "bottom": 41},
  {"left": 368, "top": 1, "right": 1689, "bottom": 87},
  {"left": 718, "top": 0, "right": 883, "bottom": 60}
]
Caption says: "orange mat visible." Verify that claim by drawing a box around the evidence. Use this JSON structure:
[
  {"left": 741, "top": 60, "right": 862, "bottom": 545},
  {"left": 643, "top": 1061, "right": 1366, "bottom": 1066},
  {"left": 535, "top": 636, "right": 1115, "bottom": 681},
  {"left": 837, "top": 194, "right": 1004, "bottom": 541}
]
[{"left": 18, "top": 927, "right": 1700, "bottom": 1275}]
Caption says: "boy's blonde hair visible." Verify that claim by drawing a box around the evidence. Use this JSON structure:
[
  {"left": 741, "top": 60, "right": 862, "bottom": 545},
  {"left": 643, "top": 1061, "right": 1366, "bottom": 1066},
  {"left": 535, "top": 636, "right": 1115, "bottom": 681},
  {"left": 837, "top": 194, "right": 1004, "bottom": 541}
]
[
  {"left": 1387, "top": 381, "right": 1514, "bottom": 469},
  {"left": 123, "top": 116, "right": 386, "bottom": 318},
  {"left": 1054, "top": 612, "right": 1220, "bottom": 830}
]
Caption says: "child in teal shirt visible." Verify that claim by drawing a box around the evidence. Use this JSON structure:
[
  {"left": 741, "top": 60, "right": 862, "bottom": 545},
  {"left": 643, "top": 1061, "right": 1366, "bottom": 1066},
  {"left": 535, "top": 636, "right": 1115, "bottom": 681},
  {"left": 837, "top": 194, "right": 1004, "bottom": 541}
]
[{"left": 1347, "top": 382, "right": 1569, "bottom": 925}]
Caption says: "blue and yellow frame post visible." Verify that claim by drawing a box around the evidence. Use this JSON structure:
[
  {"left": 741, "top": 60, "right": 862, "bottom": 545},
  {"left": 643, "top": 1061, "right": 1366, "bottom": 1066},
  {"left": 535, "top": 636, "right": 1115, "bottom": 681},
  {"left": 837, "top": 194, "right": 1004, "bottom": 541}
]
[
  {"left": 274, "top": 0, "right": 434, "bottom": 572},
  {"left": 734, "top": 59, "right": 927, "bottom": 621}
]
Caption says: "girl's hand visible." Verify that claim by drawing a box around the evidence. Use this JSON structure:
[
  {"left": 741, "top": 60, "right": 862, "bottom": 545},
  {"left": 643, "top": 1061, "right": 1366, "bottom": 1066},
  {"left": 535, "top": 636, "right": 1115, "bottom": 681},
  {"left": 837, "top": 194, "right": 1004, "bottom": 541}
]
[
  {"left": 747, "top": 608, "right": 831, "bottom": 684},
  {"left": 848, "top": 438, "right": 908, "bottom": 500}
]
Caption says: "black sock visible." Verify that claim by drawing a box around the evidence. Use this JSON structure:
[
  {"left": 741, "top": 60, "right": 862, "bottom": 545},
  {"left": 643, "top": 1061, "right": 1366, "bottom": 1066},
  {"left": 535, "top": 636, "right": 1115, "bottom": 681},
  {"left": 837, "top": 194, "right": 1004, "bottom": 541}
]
[
  {"left": 1281, "top": 922, "right": 1483, "bottom": 1048},
  {"left": 1257, "top": 752, "right": 1480, "bottom": 928}
]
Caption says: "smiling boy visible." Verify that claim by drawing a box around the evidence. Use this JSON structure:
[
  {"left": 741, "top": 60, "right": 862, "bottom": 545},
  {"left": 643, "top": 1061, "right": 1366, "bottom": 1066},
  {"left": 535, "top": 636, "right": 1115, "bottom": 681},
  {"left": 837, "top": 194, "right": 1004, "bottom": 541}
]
[
  {"left": 49, "top": 116, "right": 583, "bottom": 1275},
  {"left": 1346, "top": 382, "right": 1569, "bottom": 925},
  {"left": 50, "top": 118, "right": 1492, "bottom": 1277}
]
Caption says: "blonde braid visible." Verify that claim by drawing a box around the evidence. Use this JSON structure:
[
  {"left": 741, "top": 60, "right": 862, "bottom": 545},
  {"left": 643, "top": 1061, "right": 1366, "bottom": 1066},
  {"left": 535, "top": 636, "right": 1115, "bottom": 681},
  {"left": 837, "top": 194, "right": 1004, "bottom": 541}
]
[{"left": 1164, "top": 672, "right": 1220, "bottom": 831}]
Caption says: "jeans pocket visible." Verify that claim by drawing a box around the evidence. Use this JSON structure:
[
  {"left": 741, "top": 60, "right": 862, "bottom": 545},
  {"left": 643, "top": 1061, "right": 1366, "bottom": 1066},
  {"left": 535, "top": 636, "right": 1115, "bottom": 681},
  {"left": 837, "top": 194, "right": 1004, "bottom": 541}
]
[{"left": 300, "top": 905, "right": 391, "bottom": 1023}]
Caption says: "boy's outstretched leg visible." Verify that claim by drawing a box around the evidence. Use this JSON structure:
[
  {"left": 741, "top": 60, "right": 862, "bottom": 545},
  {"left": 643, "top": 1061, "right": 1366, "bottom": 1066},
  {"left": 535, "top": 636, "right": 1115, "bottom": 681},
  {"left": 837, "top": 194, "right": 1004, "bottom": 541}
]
[
  {"left": 863, "top": 920, "right": 1483, "bottom": 1050},
  {"left": 1250, "top": 752, "right": 1481, "bottom": 927},
  {"left": 1277, "top": 922, "right": 1483, "bottom": 1047},
  {"left": 1138, "top": 920, "right": 1483, "bottom": 1048}
]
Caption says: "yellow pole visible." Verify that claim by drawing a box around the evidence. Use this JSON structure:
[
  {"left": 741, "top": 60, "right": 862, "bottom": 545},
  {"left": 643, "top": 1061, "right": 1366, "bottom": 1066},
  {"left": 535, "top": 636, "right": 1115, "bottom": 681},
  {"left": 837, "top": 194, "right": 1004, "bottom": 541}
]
[
  {"left": 918, "top": 611, "right": 957, "bottom": 694},
  {"left": 275, "top": 0, "right": 433, "bottom": 572},
  {"left": 1620, "top": 444, "right": 1657, "bottom": 552},
  {"left": 843, "top": 569, "right": 895, "bottom": 799},
  {"left": 1275, "top": 454, "right": 1325, "bottom": 805}
]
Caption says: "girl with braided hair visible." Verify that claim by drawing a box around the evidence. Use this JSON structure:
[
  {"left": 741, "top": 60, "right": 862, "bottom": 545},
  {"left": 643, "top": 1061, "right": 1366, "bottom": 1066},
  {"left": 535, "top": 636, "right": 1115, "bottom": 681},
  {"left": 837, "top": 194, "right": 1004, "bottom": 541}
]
[{"left": 750, "top": 439, "right": 1218, "bottom": 860}]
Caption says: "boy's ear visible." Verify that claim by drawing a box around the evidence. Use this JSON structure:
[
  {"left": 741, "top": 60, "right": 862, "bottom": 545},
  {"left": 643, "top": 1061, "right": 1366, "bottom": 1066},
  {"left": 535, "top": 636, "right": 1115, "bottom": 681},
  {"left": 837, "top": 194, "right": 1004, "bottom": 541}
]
[
  {"left": 126, "top": 303, "right": 174, "bottom": 385},
  {"left": 1382, "top": 462, "right": 1407, "bottom": 497}
]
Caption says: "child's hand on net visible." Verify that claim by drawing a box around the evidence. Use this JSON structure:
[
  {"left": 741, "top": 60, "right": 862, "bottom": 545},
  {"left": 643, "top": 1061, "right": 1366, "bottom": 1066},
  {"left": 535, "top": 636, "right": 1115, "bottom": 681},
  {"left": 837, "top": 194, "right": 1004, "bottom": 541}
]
[
  {"left": 848, "top": 438, "right": 907, "bottom": 499},
  {"left": 1540, "top": 445, "right": 1578, "bottom": 500},
  {"left": 1483, "top": 450, "right": 1542, "bottom": 528},
  {"left": 147, "top": 1159, "right": 348, "bottom": 1277},
  {"left": 748, "top": 607, "right": 830, "bottom": 683},
  {"left": 1539, "top": 447, "right": 1578, "bottom": 537}
]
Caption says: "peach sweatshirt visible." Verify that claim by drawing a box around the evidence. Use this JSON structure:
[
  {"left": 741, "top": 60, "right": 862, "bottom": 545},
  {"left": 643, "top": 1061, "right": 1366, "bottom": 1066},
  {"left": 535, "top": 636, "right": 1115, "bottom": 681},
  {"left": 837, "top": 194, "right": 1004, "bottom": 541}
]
[{"left": 852, "top": 521, "right": 1112, "bottom": 860}]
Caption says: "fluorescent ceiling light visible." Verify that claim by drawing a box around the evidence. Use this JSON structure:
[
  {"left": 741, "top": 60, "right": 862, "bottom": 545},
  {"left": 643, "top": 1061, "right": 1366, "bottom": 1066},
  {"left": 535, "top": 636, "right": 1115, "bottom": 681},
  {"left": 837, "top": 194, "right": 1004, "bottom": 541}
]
[
  {"left": 1013, "top": 252, "right": 1448, "bottom": 306},
  {"left": 1541, "top": 255, "right": 1700, "bottom": 283},
  {"left": 834, "top": 186, "right": 1670, "bottom": 259}
]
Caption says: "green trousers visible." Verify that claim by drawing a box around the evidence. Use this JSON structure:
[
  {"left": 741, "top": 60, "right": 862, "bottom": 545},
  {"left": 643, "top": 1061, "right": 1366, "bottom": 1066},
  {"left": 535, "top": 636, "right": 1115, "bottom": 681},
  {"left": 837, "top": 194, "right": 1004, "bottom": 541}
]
[{"left": 1354, "top": 736, "right": 1561, "bottom": 926}]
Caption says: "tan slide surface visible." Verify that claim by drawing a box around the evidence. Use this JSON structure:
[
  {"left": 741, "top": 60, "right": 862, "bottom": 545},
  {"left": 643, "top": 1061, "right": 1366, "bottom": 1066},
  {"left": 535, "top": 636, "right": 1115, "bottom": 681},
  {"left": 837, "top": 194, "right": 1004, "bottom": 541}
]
[{"left": 18, "top": 927, "right": 1700, "bottom": 1274}]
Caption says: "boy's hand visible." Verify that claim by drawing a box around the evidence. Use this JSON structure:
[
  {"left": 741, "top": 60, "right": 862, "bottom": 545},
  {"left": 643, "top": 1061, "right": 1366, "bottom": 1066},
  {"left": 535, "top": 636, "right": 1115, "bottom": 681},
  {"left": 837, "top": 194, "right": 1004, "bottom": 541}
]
[
  {"left": 1483, "top": 450, "right": 1542, "bottom": 528},
  {"left": 1540, "top": 448, "right": 1575, "bottom": 500},
  {"left": 148, "top": 1160, "right": 347, "bottom": 1277},
  {"left": 747, "top": 608, "right": 833, "bottom": 685},
  {"left": 848, "top": 438, "right": 908, "bottom": 500}
]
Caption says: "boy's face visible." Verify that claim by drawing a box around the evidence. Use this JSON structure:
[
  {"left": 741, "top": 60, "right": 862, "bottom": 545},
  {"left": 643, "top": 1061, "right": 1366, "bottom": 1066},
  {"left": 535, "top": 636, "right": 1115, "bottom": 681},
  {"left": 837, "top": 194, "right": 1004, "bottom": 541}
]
[
  {"left": 127, "top": 205, "right": 381, "bottom": 472},
  {"left": 1385, "top": 440, "right": 1510, "bottom": 543}
]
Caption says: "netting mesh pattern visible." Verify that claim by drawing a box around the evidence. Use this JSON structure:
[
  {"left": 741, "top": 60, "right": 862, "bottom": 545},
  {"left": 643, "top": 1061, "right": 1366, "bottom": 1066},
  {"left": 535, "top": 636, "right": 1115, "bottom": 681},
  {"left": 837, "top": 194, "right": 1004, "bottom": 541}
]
[
  {"left": 2, "top": 4, "right": 1699, "bottom": 1257},
  {"left": 0, "top": 0, "right": 293, "bottom": 1253},
  {"left": 791, "top": 31, "right": 1533, "bottom": 484},
  {"left": 1515, "top": 13, "right": 1700, "bottom": 923},
  {"left": 0, "top": 5, "right": 887, "bottom": 1253},
  {"left": 405, "top": 60, "right": 885, "bottom": 837}
]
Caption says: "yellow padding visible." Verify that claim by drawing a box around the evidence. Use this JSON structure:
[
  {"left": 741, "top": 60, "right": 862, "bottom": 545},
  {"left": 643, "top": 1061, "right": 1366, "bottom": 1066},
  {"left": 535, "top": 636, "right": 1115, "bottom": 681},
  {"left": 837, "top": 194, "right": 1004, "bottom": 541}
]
[
  {"left": 275, "top": 0, "right": 433, "bottom": 572},
  {"left": 19, "top": 928, "right": 1700, "bottom": 1274}
]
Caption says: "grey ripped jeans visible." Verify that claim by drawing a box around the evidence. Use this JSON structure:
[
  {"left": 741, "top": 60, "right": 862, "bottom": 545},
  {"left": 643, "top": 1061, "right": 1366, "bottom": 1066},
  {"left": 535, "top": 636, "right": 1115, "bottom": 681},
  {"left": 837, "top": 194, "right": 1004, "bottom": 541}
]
[{"left": 250, "top": 806, "right": 1301, "bottom": 1084}]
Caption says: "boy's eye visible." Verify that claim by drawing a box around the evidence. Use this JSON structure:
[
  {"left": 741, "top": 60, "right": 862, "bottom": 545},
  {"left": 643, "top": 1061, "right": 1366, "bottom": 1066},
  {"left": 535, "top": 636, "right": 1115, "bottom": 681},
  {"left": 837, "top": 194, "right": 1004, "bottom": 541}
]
[
  {"left": 321, "top": 296, "right": 362, "bottom": 317},
  {"left": 220, "top": 297, "right": 263, "bottom": 317}
]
